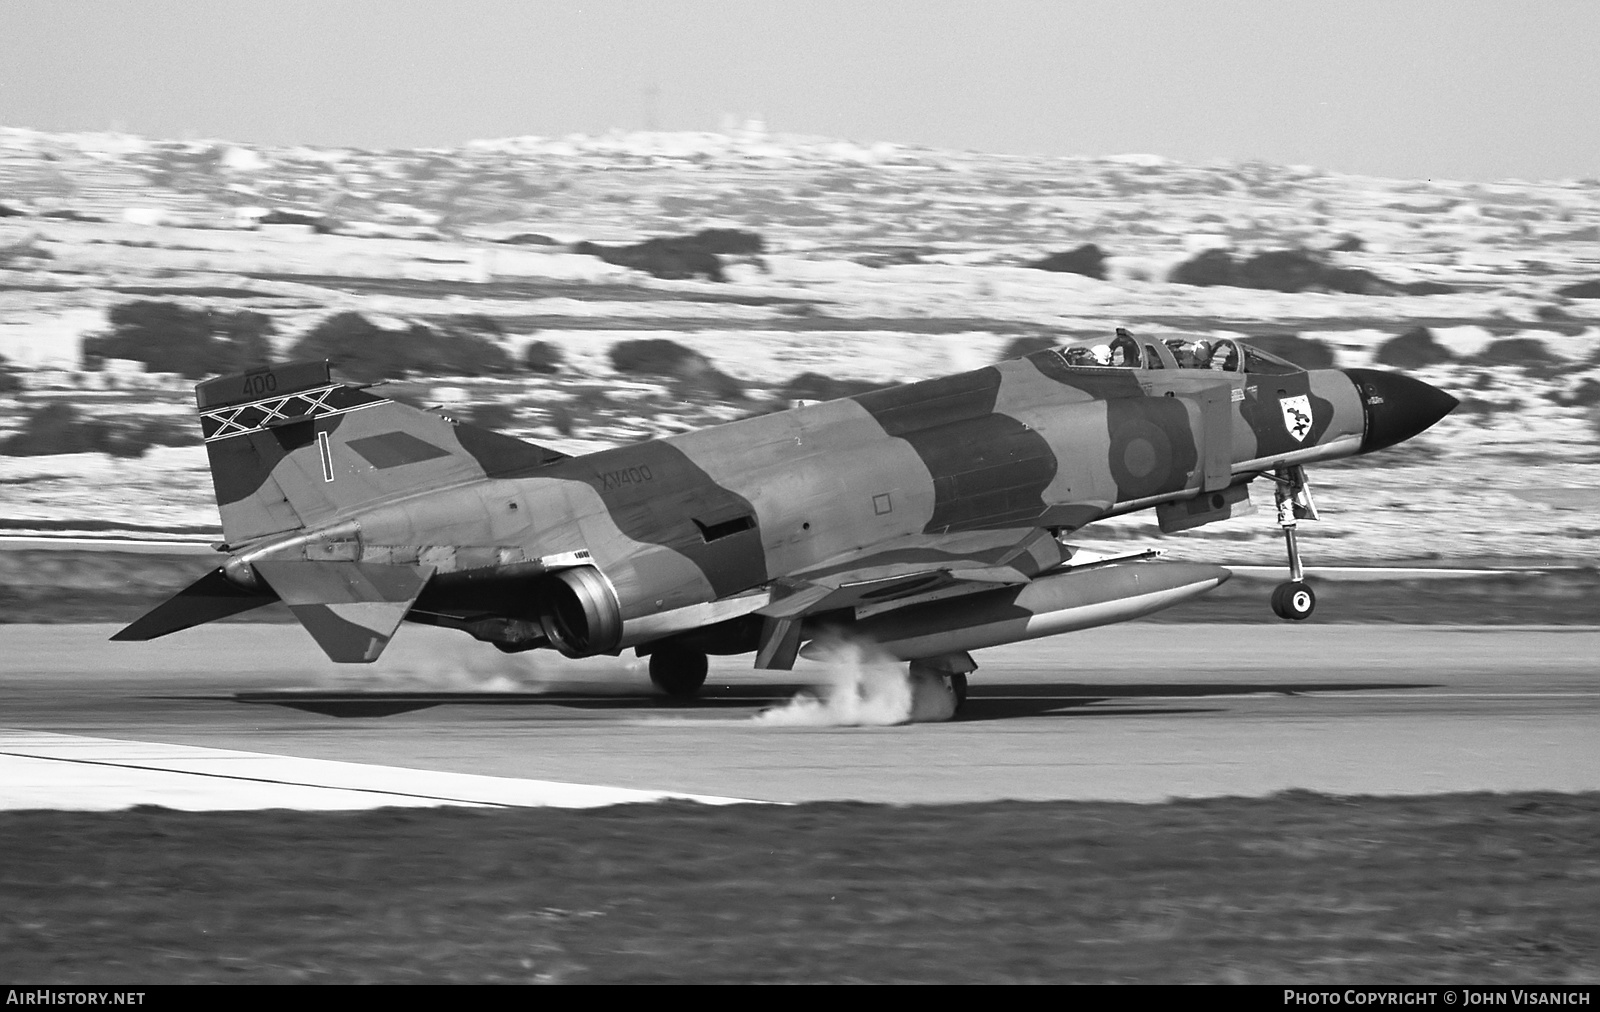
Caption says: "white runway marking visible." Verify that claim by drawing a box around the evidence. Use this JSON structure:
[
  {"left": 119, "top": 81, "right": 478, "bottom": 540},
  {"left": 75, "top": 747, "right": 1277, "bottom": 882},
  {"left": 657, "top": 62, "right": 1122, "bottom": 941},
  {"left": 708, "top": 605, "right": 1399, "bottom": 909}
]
[
  {"left": 1223, "top": 566, "right": 1541, "bottom": 581},
  {"left": 0, "top": 730, "right": 763, "bottom": 812}
]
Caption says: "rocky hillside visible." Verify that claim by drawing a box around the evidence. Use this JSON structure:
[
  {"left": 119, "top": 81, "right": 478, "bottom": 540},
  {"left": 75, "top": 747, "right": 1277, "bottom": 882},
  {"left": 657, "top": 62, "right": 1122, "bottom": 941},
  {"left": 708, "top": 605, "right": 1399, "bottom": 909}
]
[{"left": 1, "top": 126, "right": 1597, "bottom": 567}]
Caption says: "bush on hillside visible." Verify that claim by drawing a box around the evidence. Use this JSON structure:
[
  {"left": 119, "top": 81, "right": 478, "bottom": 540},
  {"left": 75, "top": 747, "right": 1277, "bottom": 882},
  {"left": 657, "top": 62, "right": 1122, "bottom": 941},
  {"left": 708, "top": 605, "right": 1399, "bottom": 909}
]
[
  {"left": 429, "top": 323, "right": 514, "bottom": 375},
  {"left": 1241, "top": 249, "right": 1378, "bottom": 294},
  {"left": 1556, "top": 279, "right": 1600, "bottom": 299},
  {"left": 574, "top": 238, "right": 723, "bottom": 282},
  {"left": 1169, "top": 247, "right": 1412, "bottom": 295},
  {"left": 609, "top": 338, "right": 743, "bottom": 401},
  {"left": 854, "top": 247, "right": 926, "bottom": 268},
  {"left": 0, "top": 402, "right": 189, "bottom": 458},
  {"left": 780, "top": 372, "right": 883, "bottom": 402},
  {"left": 1376, "top": 327, "right": 1456, "bottom": 368},
  {"left": 688, "top": 228, "right": 764, "bottom": 255},
  {"left": 523, "top": 340, "right": 564, "bottom": 374},
  {"left": 289, "top": 312, "right": 386, "bottom": 381},
  {"left": 450, "top": 314, "right": 504, "bottom": 337},
  {"left": 83, "top": 302, "right": 275, "bottom": 379},
  {"left": 609, "top": 338, "right": 702, "bottom": 376},
  {"left": 288, "top": 313, "right": 512, "bottom": 384},
  {"left": 1002, "top": 336, "right": 1065, "bottom": 359},
  {"left": 1556, "top": 378, "right": 1600, "bottom": 407},
  {"left": 257, "top": 210, "right": 332, "bottom": 232},
  {"left": 1399, "top": 280, "right": 1458, "bottom": 295},
  {"left": 1, "top": 403, "right": 101, "bottom": 455},
  {"left": 0, "top": 233, "right": 51, "bottom": 265},
  {"left": 572, "top": 229, "right": 763, "bottom": 282},
  {"left": 1168, "top": 249, "right": 1236, "bottom": 287},
  {"left": 1475, "top": 337, "right": 1558, "bottom": 367},
  {"left": 40, "top": 209, "right": 104, "bottom": 223},
  {"left": 1027, "top": 244, "right": 1107, "bottom": 280},
  {"left": 495, "top": 233, "right": 559, "bottom": 246}
]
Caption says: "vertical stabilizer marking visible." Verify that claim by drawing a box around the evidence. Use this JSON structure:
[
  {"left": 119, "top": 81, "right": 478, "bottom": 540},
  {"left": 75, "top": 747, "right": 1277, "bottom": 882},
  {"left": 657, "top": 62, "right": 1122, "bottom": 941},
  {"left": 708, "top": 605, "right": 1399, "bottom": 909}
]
[{"left": 318, "top": 431, "right": 334, "bottom": 482}]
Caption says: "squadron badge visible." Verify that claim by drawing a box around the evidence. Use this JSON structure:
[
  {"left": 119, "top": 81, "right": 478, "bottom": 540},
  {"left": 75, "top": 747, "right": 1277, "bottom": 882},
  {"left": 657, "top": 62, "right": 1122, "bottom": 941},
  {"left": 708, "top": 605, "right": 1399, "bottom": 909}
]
[{"left": 1279, "top": 394, "right": 1313, "bottom": 442}]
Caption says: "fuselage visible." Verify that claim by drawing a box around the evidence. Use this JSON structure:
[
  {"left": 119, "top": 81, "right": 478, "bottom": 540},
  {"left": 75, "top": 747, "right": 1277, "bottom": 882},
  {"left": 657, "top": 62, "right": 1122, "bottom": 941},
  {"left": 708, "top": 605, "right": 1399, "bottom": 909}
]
[{"left": 225, "top": 344, "right": 1451, "bottom": 651}]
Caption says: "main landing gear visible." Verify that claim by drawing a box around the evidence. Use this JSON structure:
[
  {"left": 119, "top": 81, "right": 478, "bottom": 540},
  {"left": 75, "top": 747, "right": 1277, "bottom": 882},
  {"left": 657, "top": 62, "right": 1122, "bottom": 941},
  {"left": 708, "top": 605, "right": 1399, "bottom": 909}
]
[
  {"left": 649, "top": 645, "right": 708, "bottom": 698},
  {"left": 909, "top": 653, "right": 974, "bottom": 712},
  {"left": 1266, "top": 464, "right": 1318, "bottom": 621}
]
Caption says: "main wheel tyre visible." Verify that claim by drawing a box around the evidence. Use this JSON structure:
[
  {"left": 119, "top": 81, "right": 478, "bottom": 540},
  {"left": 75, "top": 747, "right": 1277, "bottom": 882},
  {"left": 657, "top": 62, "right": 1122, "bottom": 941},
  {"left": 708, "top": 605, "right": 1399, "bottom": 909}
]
[
  {"left": 1271, "top": 581, "right": 1316, "bottom": 621},
  {"left": 649, "top": 647, "right": 709, "bottom": 698}
]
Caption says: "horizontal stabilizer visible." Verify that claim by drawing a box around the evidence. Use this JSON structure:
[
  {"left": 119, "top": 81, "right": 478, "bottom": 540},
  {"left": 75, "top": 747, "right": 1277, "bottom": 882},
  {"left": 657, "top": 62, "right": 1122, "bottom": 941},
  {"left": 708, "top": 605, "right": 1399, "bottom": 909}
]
[
  {"left": 111, "top": 568, "right": 276, "bottom": 642},
  {"left": 253, "top": 561, "right": 433, "bottom": 663}
]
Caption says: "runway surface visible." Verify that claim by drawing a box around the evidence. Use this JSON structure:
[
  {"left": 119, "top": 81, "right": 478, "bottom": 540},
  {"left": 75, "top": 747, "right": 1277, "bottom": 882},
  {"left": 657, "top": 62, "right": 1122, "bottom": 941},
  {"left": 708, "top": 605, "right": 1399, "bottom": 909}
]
[{"left": 2, "top": 622, "right": 1596, "bottom": 808}]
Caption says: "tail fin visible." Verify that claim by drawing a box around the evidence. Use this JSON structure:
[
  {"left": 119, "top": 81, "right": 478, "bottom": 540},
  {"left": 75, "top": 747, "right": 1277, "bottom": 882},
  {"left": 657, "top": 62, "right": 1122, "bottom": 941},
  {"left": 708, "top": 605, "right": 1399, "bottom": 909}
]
[{"left": 197, "top": 361, "right": 568, "bottom": 546}]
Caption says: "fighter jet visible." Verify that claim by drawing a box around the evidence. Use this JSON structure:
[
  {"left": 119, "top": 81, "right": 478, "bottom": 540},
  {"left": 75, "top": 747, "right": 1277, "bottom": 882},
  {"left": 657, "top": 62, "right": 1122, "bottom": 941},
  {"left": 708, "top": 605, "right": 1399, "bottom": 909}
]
[{"left": 114, "top": 329, "right": 1457, "bottom": 705}]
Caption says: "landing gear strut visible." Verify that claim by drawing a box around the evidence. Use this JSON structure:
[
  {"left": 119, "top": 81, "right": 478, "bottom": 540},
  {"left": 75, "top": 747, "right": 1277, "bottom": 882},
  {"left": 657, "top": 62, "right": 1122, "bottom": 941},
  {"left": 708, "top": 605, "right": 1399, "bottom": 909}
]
[
  {"left": 649, "top": 646, "right": 708, "bottom": 698},
  {"left": 1267, "top": 464, "right": 1318, "bottom": 621}
]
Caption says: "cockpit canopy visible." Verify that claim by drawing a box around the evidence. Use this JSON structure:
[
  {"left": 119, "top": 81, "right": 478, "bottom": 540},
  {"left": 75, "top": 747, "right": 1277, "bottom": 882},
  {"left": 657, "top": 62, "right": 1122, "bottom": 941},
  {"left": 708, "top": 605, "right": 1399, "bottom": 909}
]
[{"left": 1047, "top": 331, "right": 1304, "bottom": 375}]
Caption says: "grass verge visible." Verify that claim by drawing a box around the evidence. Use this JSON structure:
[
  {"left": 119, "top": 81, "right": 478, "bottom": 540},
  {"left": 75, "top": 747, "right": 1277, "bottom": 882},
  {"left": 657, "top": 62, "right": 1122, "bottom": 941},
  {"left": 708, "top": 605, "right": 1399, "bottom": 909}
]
[{"left": 2, "top": 793, "right": 1596, "bottom": 983}]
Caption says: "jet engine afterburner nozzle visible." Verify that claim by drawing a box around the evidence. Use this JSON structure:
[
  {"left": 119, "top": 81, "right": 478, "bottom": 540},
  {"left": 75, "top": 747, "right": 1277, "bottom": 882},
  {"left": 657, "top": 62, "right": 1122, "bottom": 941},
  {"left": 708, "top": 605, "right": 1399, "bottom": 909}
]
[{"left": 1342, "top": 368, "right": 1459, "bottom": 454}]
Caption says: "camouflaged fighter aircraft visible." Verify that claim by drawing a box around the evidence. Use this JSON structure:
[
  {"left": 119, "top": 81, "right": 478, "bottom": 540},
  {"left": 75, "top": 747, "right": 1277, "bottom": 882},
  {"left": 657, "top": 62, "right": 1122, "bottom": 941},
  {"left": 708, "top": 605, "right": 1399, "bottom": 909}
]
[{"left": 114, "top": 329, "right": 1457, "bottom": 704}]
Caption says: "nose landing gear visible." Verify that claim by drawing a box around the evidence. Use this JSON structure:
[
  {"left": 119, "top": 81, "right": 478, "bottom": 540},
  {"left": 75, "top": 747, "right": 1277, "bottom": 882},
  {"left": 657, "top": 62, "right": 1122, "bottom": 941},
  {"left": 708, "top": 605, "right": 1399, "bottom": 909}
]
[{"left": 1267, "top": 464, "right": 1318, "bottom": 621}]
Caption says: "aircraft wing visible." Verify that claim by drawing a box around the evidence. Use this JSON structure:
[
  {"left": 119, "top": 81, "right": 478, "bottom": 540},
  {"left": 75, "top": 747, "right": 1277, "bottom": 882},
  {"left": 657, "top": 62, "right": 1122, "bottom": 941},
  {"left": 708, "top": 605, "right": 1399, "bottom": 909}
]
[{"left": 751, "top": 527, "right": 1069, "bottom": 669}]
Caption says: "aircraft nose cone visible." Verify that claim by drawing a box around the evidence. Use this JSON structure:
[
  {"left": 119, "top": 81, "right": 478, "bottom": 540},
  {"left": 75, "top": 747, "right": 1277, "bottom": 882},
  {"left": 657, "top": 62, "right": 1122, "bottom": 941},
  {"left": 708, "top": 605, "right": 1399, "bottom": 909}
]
[{"left": 1343, "top": 368, "right": 1459, "bottom": 454}]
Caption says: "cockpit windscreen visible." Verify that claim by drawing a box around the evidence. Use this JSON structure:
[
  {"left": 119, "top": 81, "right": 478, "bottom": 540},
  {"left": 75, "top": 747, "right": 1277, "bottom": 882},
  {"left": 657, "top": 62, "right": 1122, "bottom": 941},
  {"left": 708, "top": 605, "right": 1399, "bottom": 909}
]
[{"left": 1046, "top": 334, "right": 1304, "bottom": 375}]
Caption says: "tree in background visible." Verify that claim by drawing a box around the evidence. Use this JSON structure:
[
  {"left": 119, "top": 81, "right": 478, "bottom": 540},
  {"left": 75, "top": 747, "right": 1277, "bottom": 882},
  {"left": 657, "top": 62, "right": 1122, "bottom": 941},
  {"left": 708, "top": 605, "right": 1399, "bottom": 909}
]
[
  {"left": 288, "top": 313, "right": 513, "bottom": 384},
  {"left": 0, "top": 400, "right": 200, "bottom": 458},
  {"left": 522, "top": 340, "right": 564, "bottom": 374},
  {"left": 609, "top": 338, "right": 744, "bottom": 401},
  {"left": 0, "top": 352, "right": 21, "bottom": 394},
  {"left": 83, "top": 302, "right": 274, "bottom": 378},
  {"left": 287, "top": 312, "right": 390, "bottom": 382}
]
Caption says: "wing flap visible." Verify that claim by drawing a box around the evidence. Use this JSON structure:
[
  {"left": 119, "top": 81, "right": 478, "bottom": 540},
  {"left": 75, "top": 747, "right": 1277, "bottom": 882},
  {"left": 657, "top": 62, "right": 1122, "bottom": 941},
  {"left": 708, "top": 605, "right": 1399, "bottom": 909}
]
[
  {"left": 253, "top": 561, "right": 433, "bottom": 663},
  {"left": 110, "top": 568, "right": 277, "bottom": 642}
]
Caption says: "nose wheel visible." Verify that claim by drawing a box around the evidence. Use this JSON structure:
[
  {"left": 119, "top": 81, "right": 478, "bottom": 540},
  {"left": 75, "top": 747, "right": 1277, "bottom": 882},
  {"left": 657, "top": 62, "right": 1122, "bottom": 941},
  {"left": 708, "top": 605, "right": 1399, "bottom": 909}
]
[
  {"left": 1271, "top": 581, "right": 1316, "bottom": 620},
  {"left": 1268, "top": 464, "right": 1318, "bottom": 621}
]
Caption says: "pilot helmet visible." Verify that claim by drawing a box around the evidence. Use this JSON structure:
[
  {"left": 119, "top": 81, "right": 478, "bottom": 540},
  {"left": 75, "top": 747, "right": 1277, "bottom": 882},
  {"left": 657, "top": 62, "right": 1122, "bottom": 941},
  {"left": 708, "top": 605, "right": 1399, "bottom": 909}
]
[
  {"left": 1174, "top": 339, "right": 1208, "bottom": 368},
  {"left": 1089, "top": 344, "right": 1112, "bottom": 365}
]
